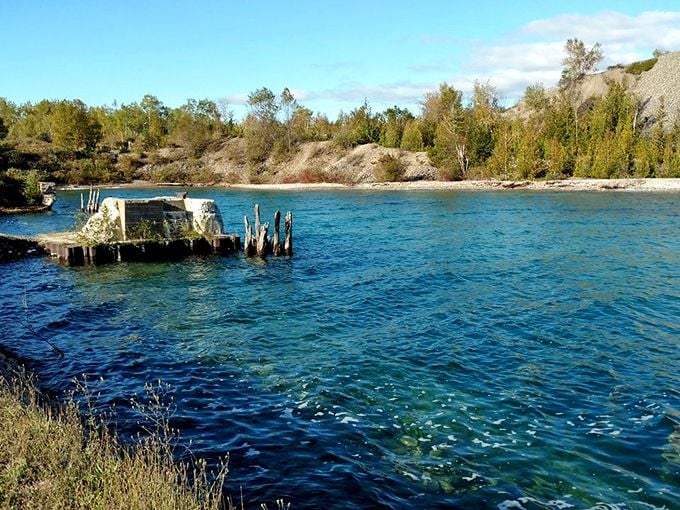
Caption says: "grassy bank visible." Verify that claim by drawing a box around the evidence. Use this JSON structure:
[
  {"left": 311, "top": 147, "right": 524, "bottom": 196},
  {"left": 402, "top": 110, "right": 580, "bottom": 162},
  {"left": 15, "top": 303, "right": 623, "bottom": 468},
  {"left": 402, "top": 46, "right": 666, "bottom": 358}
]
[{"left": 0, "top": 361, "right": 230, "bottom": 510}]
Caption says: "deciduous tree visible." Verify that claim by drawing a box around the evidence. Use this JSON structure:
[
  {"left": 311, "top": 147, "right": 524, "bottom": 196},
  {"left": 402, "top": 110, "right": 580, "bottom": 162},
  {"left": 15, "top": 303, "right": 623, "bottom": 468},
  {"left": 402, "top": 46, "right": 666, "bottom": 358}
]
[
  {"left": 559, "top": 38, "right": 603, "bottom": 88},
  {"left": 50, "top": 100, "right": 102, "bottom": 152}
]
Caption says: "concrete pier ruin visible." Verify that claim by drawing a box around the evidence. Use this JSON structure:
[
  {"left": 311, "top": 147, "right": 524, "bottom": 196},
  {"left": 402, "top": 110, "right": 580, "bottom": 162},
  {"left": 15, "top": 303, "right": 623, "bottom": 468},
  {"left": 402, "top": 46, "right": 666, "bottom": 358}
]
[{"left": 39, "top": 195, "right": 240, "bottom": 266}]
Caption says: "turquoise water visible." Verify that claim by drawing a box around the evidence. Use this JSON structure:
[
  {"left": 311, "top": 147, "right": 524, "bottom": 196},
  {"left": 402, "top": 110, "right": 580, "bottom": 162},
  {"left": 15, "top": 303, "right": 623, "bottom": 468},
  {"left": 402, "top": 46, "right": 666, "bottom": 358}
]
[{"left": 0, "top": 188, "right": 679, "bottom": 509}]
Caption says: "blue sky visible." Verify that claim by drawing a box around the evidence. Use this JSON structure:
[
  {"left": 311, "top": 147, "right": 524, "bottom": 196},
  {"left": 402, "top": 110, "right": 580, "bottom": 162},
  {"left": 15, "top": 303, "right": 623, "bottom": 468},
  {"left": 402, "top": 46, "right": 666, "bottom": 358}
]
[{"left": 2, "top": 1, "right": 680, "bottom": 118}]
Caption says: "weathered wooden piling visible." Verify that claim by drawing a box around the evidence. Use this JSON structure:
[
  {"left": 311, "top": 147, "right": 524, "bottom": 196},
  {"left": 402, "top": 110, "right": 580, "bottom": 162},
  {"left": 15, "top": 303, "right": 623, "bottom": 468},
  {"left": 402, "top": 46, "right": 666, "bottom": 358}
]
[
  {"left": 243, "top": 215, "right": 256, "bottom": 257},
  {"left": 83, "top": 187, "right": 100, "bottom": 214},
  {"left": 243, "top": 204, "right": 293, "bottom": 258},
  {"left": 254, "top": 203, "right": 261, "bottom": 240},
  {"left": 284, "top": 211, "right": 293, "bottom": 256},
  {"left": 272, "top": 211, "right": 282, "bottom": 256},
  {"left": 256, "top": 222, "right": 270, "bottom": 256}
]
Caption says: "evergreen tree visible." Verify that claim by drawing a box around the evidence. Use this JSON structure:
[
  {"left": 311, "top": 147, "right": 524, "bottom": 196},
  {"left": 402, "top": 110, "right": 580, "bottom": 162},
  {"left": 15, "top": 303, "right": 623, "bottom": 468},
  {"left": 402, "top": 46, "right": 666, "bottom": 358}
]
[
  {"left": 379, "top": 106, "right": 414, "bottom": 148},
  {"left": 400, "top": 121, "right": 424, "bottom": 151},
  {"left": 514, "top": 123, "right": 542, "bottom": 179},
  {"left": 486, "top": 118, "right": 517, "bottom": 179}
]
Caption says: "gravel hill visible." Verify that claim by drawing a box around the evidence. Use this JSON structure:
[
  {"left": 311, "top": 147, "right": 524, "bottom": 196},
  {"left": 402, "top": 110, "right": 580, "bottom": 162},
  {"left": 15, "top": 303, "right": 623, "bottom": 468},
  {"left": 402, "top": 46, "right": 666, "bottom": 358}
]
[
  {"left": 511, "top": 50, "right": 680, "bottom": 130},
  {"left": 634, "top": 51, "right": 680, "bottom": 128}
]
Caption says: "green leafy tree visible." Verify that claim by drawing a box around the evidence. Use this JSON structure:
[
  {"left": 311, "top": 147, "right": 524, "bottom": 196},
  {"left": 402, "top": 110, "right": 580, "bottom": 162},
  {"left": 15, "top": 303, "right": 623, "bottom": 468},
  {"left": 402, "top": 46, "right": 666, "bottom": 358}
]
[
  {"left": 421, "top": 83, "right": 463, "bottom": 147},
  {"left": 468, "top": 80, "right": 500, "bottom": 167},
  {"left": 0, "top": 117, "right": 7, "bottom": 140},
  {"left": 244, "top": 87, "right": 281, "bottom": 163},
  {"left": 307, "top": 113, "right": 334, "bottom": 141},
  {"left": 333, "top": 100, "right": 381, "bottom": 148},
  {"left": 379, "top": 106, "right": 414, "bottom": 148},
  {"left": 659, "top": 120, "right": 680, "bottom": 177},
  {"left": 139, "top": 94, "right": 168, "bottom": 150},
  {"left": 514, "top": 123, "right": 543, "bottom": 179},
  {"left": 559, "top": 38, "right": 603, "bottom": 88},
  {"left": 487, "top": 118, "right": 519, "bottom": 179},
  {"left": 400, "top": 121, "right": 424, "bottom": 151},
  {"left": 0, "top": 98, "right": 18, "bottom": 134},
  {"left": 351, "top": 100, "right": 381, "bottom": 145},
  {"left": 523, "top": 82, "right": 549, "bottom": 111},
  {"left": 279, "top": 88, "right": 299, "bottom": 152},
  {"left": 167, "top": 98, "right": 222, "bottom": 157},
  {"left": 290, "top": 106, "right": 313, "bottom": 142},
  {"left": 22, "top": 169, "right": 44, "bottom": 205},
  {"left": 107, "top": 102, "right": 146, "bottom": 150},
  {"left": 9, "top": 100, "right": 53, "bottom": 141},
  {"left": 50, "top": 100, "right": 102, "bottom": 152},
  {"left": 427, "top": 84, "right": 469, "bottom": 179}
]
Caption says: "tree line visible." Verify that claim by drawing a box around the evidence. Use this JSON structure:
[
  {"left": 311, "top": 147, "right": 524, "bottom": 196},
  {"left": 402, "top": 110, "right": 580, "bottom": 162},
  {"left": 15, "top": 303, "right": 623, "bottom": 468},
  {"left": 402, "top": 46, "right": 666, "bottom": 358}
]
[{"left": 1, "top": 39, "right": 679, "bottom": 192}]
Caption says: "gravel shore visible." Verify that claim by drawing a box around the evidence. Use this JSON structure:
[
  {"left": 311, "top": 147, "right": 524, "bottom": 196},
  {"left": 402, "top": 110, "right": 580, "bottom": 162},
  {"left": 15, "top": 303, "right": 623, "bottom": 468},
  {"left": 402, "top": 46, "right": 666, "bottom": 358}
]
[
  {"left": 226, "top": 178, "right": 680, "bottom": 192},
  {"left": 57, "top": 178, "right": 680, "bottom": 193}
]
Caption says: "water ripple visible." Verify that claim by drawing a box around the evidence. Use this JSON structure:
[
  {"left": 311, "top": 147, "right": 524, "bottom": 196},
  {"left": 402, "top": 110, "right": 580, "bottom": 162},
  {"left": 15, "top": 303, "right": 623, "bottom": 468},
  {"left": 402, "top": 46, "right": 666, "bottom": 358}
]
[{"left": 1, "top": 189, "right": 679, "bottom": 509}]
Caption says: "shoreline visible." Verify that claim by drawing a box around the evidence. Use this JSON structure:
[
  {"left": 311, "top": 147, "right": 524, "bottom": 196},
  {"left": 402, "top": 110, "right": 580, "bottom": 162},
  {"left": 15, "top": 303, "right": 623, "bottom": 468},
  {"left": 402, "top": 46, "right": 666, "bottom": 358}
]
[
  {"left": 56, "top": 178, "right": 680, "bottom": 193},
  {"left": 230, "top": 178, "right": 680, "bottom": 192}
]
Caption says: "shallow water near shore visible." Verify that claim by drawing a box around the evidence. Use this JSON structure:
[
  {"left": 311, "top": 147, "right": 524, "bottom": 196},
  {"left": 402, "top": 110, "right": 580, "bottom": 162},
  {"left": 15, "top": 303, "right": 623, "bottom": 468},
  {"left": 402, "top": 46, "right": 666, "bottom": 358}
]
[{"left": 1, "top": 188, "right": 679, "bottom": 509}]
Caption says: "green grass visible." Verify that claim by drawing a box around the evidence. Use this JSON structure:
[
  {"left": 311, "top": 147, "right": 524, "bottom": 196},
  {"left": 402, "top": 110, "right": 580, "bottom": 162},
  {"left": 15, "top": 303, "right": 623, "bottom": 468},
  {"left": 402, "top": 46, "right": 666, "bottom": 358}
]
[
  {"left": 0, "top": 369, "right": 230, "bottom": 510},
  {"left": 625, "top": 57, "right": 657, "bottom": 75}
]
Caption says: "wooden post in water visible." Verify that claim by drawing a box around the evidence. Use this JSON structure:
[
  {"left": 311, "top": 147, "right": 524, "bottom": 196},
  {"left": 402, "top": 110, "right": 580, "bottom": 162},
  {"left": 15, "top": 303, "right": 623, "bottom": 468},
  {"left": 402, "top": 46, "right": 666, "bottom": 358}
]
[
  {"left": 80, "top": 193, "right": 84, "bottom": 212},
  {"left": 284, "top": 211, "right": 293, "bottom": 256},
  {"left": 94, "top": 189, "right": 100, "bottom": 212},
  {"left": 256, "top": 222, "right": 270, "bottom": 257},
  {"left": 243, "top": 205, "right": 292, "bottom": 258},
  {"left": 87, "top": 186, "right": 97, "bottom": 214},
  {"left": 244, "top": 215, "right": 255, "bottom": 256},
  {"left": 254, "top": 204, "right": 261, "bottom": 240},
  {"left": 272, "top": 211, "right": 282, "bottom": 256}
]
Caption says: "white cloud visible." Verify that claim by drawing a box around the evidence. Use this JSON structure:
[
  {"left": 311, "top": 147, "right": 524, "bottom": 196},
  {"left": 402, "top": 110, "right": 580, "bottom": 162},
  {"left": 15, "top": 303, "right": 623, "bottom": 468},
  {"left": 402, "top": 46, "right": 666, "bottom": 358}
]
[
  {"left": 221, "top": 93, "right": 249, "bottom": 106},
  {"left": 522, "top": 10, "right": 680, "bottom": 48},
  {"left": 467, "top": 42, "right": 564, "bottom": 73},
  {"left": 452, "top": 10, "right": 680, "bottom": 102},
  {"left": 224, "top": 10, "right": 680, "bottom": 117}
]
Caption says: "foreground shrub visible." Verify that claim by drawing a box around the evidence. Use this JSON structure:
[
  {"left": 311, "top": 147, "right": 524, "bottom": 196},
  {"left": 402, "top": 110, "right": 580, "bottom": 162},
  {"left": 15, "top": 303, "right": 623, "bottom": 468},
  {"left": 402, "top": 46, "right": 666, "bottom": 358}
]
[
  {"left": 0, "top": 372, "right": 229, "bottom": 510},
  {"left": 373, "top": 154, "right": 405, "bottom": 182},
  {"left": 1, "top": 168, "right": 44, "bottom": 206}
]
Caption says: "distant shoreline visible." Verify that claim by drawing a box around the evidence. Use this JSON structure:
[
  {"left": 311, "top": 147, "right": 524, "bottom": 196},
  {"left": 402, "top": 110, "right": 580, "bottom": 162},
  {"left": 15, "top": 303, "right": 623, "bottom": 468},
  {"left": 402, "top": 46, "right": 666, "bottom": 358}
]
[{"left": 57, "top": 178, "right": 680, "bottom": 193}]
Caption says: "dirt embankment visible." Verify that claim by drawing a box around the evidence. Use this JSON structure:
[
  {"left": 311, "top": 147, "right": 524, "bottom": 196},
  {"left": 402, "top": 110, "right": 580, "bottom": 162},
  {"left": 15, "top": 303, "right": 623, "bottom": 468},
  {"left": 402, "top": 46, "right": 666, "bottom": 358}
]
[{"left": 139, "top": 140, "right": 437, "bottom": 185}]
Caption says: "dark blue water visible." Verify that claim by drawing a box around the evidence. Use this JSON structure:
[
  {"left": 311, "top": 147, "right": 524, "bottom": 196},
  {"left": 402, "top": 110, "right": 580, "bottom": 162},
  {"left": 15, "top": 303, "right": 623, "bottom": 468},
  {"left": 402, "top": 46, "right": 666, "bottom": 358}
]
[{"left": 1, "top": 188, "right": 679, "bottom": 509}]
